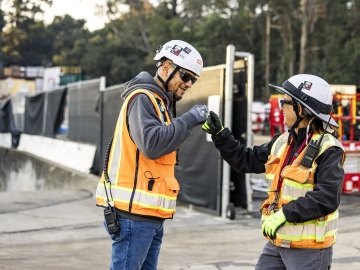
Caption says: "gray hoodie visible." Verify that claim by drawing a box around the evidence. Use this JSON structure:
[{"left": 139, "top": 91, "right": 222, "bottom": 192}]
[{"left": 121, "top": 71, "right": 199, "bottom": 159}]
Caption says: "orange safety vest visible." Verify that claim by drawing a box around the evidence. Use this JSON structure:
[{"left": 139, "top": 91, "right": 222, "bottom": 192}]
[
  {"left": 261, "top": 132, "right": 345, "bottom": 249},
  {"left": 95, "top": 89, "right": 180, "bottom": 219}
]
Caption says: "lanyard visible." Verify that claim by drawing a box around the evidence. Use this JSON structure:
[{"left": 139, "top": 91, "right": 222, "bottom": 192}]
[{"left": 276, "top": 133, "right": 313, "bottom": 192}]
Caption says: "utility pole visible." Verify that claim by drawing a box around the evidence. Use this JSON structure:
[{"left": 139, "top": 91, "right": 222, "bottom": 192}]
[
  {"left": 264, "top": 5, "right": 271, "bottom": 100},
  {"left": 299, "top": 0, "right": 308, "bottom": 73}
]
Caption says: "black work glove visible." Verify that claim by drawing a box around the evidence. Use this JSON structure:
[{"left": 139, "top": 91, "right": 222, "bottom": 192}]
[{"left": 201, "top": 111, "right": 224, "bottom": 135}]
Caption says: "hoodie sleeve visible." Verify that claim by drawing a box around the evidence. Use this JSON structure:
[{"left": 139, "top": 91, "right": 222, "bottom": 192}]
[{"left": 127, "top": 94, "right": 200, "bottom": 159}]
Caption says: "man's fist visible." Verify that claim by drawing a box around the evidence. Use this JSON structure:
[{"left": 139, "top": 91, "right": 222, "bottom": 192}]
[{"left": 189, "top": 105, "right": 209, "bottom": 124}]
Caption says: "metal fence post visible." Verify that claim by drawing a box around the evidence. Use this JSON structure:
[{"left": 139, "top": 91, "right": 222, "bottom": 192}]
[{"left": 222, "top": 44, "right": 235, "bottom": 218}]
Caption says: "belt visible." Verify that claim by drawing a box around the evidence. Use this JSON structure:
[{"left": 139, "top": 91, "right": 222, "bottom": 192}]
[{"left": 115, "top": 208, "right": 165, "bottom": 223}]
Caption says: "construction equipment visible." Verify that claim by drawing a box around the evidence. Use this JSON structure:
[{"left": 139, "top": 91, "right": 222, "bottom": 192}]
[{"left": 332, "top": 93, "right": 360, "bottom": 194}]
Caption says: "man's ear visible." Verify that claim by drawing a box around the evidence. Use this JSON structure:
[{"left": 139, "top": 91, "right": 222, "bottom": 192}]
[{"left": 161, "top": 60, "right": 173, "bottom": 76}]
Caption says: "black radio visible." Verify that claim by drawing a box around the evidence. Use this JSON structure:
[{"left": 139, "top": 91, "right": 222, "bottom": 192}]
[
  {"left": 104, "top": 206, "right": 120, "bottom": 234},
  {"left": 301, "top": 140, "right": 320, "bottom": 168}
]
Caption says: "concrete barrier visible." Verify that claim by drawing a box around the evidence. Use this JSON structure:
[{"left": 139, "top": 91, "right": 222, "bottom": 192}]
[
  {"left": 0, "top": 133, "right": 96, "bottom": 173},
  {"left": 0, "top": 147, "right": 98, "bottom": 192}
]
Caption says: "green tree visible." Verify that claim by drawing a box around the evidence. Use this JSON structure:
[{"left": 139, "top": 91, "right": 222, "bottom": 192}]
[
  {"left": 48, "top": 15, "right": 90, "bottom": 66},
  {"left": 2, "top": 0, "right": 359, "bottom": 92},
  {"left": 4, "top": 0, "right": 52, "bottom": 27},
  {"left": 1, "top": 0, "right": 53, "bottom": 66},
  {"left": 308, "top": 0, "right": 360, "bottom": 84},
  {"left": 81, "top": 22, "right": 149, "bottom": 85}
]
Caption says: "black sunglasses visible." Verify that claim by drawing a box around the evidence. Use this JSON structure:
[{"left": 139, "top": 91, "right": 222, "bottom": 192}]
[
  {"left": 178, "top": 69, "right": 197, "bottom": 84},
  {"left": 279, "top": 99, "right": 296, "bottom": 108}
]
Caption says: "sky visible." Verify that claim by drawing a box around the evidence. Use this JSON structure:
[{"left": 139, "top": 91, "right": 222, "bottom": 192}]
[
  {"left": 1, "top": 0, "right": 159, "bottom": 32},
  {"left": 42, "top": 0, "right": 159, "bottom": 32},
  {"left": 42, "top": 0, "right": 109, "bottom": 32}
]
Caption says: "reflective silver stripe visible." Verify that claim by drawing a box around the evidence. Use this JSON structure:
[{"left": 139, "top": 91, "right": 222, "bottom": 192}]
[
  {"left": 317, "top": 134, "right": 344, "bottom": 156},
  {"left": 132, "top": 189, "right": 176, "bottom": 212},
  {"left": 271, "top": 133, "right": 288, "bottom": 156},
  {"left": 281, "top": 179, "right": 314, "bottom": 200},
  {"left": 266, "top": 179, "right": 273, "bottom": 193},
  {"left": 108, "top": 116, "right": 123, "bottom": 182},
  {"left": 280, "top": 240, "right": 291, "bottom": 248},
  {"left": 277, "top": 214, "right": 338, "bottom": 242},
  {"left": 96, "top": 183, "right": 176, "bottom": 212},
  {"left": 266, "top": 174, "right": 274, "bottom": 181},
  {"left": 97, "top": 183, "right": 132, "bottom": 202}
]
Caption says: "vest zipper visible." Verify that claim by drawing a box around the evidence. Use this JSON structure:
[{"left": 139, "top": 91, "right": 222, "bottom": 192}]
[{"left": 129, "top": 149, "right": 140, "bottom": 212}]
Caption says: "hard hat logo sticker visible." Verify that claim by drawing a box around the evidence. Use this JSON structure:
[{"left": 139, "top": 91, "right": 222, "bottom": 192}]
[
  {"left": 183, "top": 47, "right": 192, "bottom": 54},
  {"left": 303, "top": 81, "right": 313, "bottom": 90},
  {"left": 170, "top": 45, "right": 182, "bottom": 56}
]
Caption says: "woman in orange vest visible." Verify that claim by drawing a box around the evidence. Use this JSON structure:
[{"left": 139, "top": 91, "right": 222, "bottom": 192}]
[
  {"left": 202, "top": 74, "right": 345, "bottom": 270},
  {"left": 96, "top": 40, "right": 209, "bottom": 270}
]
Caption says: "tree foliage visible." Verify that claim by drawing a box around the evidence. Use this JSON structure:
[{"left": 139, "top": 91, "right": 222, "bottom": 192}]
[{"left": 0, "top": 0, "right": 359, "bottom": 97}]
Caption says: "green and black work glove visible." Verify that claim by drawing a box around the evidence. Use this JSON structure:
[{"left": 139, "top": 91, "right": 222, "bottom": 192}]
[
  {"left": 201, "top": 111, "right": 224, "bottom": 135},
  {"left": 261, "top": 209, "right": 286, "bottom": 240}
]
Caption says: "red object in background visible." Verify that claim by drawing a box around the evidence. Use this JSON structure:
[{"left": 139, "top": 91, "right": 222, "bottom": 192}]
[
  {"left": 269, "top": 95, "right": 285, "bottom": 136},
  {"left": 341, "top": 142, "right": 360, "bottom": 195},
  {"left": 252, "top": 112, "right": 263, "bottom": 133},
  {"left": 342, "top": 174, "right": 360, "bottom": 194}
]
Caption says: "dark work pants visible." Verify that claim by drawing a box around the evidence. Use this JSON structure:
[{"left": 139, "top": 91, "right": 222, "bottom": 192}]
[{"left": 255, "top": 241, "right": 333, "bottom": 270}]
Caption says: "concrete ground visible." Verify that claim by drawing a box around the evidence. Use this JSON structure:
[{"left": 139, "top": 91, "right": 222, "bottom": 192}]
[{"left": 0, "top": 187, "right": 360, "bottom": 270}]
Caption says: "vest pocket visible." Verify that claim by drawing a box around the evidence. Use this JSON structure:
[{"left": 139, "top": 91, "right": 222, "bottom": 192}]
[
  {"left": 281, "top": 166, "right": 311, "bottom": 184},
  {"left": 133, "top": 176, "right": 178, "bottom": 214},
  {"left": 265, "top": 155, "right": 280, "bottom": 174},
  {"left": 164, "top": 176, "right": 180, "bottom": 194},
  {"left": 315, "top": 220, "right": 327, "bottom": 242}
]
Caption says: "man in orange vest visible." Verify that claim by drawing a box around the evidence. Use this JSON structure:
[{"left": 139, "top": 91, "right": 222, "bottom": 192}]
[
  {"left": 202, "top": 74, "right": 345, "bottom": 270},
  {"left": 96, "top": 40, "right": 208, "bottom": 270}
]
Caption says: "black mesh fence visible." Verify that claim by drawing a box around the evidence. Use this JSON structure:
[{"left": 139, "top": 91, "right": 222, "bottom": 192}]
[
  {"left": 68, "top": 79, "right": 101, "bottom": 144},
  {"left": 98, "top": 84, "right": 125, "bottom": 173},
  {"left": 0, "top": 98, "right": 17, "bottom": 133},
  {"left": 24, "top": 92, "right": 45, "bottom": 135},
  {"left": 23, "top": 88, "right": 67, "bottom": 137}
]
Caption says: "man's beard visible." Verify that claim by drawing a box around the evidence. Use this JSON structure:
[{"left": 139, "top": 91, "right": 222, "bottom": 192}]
[{"left": 173, "top": 92, "right": 182, "bottom": 101}]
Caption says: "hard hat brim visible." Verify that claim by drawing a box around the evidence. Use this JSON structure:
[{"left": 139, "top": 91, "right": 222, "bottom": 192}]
[{"left": 269, "top": 84, "right": 339, "bottom": 128}]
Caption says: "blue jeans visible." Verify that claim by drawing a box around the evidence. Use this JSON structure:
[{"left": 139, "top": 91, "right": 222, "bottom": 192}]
[{"left": 104, "top": 215, "right": 164, "bottom": 270}]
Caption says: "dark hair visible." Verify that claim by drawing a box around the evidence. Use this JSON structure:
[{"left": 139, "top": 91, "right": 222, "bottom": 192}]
[
  {"left": 309, "top": 117, "right": 339, "bottom": 138},
  {"left": 309, "top": 118, "right": 323, "bottom": 133}
]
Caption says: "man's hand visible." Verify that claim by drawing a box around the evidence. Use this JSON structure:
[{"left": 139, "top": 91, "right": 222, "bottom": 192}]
[
  {"left": 201, "top": 111, "right": 224, "bottom": 135},
  {"left": 261, "top": 209, "right": 286, "bottom": 240},
  {"left": 189, "top": 105, "right": 209, "bottom": 124}
]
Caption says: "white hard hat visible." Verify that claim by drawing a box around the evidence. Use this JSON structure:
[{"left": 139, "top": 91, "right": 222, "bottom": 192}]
[
  {"left": 269, "top": 74, "right": 338, "bottom": 127},
  {"left": 154, "top": 40, "right": 203, "bottom": 76}
]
